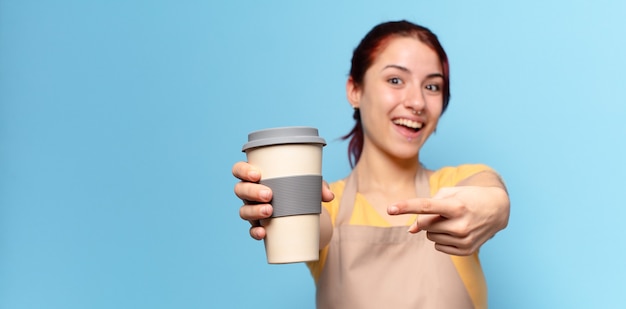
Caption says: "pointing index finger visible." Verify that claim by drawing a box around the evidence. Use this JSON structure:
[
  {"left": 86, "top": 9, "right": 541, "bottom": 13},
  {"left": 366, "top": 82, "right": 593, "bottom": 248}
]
[{"left": 389, "top": 198, "right": 453, "bottom": 218}]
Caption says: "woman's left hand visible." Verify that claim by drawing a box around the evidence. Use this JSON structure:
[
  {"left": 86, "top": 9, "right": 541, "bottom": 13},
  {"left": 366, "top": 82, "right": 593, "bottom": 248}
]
[{"left": 388, "top": 185, "right": 510, "bottom": 256}]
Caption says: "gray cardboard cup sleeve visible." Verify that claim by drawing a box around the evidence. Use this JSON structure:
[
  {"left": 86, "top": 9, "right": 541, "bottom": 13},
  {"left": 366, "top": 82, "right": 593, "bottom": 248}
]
[{"left": 261, "top": 175, "right": 322, "bottom": 217}]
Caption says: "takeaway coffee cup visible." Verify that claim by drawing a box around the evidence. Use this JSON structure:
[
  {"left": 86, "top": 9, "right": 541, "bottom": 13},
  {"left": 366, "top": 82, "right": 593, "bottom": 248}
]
[{"left": 242, "top": 126, "right": 326, "bottom": 264}]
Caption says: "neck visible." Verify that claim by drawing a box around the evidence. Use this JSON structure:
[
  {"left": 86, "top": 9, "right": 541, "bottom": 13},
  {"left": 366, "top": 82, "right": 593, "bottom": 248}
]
[{"left": 354, "top": 150, "right": 423, "bottom": 194}]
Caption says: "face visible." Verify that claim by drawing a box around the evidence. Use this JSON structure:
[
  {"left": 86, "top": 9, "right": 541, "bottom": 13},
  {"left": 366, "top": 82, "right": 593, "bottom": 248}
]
[{"left": 347, "top": 36, "right": 444, "bottom": 162}]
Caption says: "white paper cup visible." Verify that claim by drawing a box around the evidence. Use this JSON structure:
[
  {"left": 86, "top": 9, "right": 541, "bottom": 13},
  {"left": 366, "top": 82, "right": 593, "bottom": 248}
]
[{"left": 242, "top": 127, "right": 326, "bottom": 264}]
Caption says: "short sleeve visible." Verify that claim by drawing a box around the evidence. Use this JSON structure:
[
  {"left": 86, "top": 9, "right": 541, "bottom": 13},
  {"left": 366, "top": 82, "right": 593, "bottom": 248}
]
[{"left": 430, "top": 164, "right": 495, "bottom": 194}]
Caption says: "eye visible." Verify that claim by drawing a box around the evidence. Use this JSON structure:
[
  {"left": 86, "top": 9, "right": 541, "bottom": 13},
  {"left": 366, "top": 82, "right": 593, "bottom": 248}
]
[
  {"left": 388, "top": 77, "right": 403, "bottom": 85},
  {"left": 425, "top": 84, "right": 441, "bottom": 92}
]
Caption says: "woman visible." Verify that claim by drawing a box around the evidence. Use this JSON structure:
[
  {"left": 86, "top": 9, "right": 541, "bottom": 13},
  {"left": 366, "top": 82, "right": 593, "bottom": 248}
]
[{"left": 233, "top": 20, "right": 510, "bottom": 308}]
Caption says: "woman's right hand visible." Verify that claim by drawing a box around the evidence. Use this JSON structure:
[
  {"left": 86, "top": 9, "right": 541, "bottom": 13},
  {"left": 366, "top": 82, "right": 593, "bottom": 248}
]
[
  {"left": 232, "top": 161, "right": 274, "bottom": 240},
  {"left": 232, "top": 161, "right": 335, "bottom": 241}
]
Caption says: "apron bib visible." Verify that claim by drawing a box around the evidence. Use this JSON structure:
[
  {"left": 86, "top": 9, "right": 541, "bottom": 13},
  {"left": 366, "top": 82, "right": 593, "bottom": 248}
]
[{"left": 316, "top": 171, "right": 474, "bottom": 308}]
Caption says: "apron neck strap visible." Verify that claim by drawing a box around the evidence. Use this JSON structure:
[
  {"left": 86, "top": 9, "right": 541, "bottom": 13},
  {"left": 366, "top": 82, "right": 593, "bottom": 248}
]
[{"left": 337, "top": 171, "right": 358, "bottom": 226}]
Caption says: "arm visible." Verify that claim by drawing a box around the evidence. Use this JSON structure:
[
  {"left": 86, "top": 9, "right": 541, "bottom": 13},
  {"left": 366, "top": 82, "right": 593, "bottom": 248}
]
[{"left": 319, "top": 207, "right": 333, "bottom": 249}]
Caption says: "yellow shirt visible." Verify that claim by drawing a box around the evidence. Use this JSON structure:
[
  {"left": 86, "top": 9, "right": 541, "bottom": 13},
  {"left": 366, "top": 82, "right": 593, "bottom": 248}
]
[{"left": 307, "top": 164, "right": 494, "bottom": 309}]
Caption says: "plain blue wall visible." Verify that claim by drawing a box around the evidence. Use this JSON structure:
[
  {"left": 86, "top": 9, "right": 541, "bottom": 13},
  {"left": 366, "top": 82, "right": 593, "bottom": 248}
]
[{"left": 2, "top": 0, "right": 625, "bottom": 308}]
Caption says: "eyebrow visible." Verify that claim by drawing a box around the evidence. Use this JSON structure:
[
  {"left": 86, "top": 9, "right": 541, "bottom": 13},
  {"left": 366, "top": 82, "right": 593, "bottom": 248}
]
[
  {"left": 382, "top": 64, "right": 411, "bottom": 73},
  {"left": 382, "top": 64, "right": 444, "bottom": 79}
]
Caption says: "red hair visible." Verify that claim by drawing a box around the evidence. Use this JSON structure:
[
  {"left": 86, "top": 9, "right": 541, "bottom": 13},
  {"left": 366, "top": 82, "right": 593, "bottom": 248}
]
[{"left": 342, "top": 20, "right": 451, "bottom": 168}]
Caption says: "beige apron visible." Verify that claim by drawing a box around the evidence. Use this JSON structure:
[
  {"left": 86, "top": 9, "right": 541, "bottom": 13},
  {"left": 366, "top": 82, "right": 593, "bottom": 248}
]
[{"left": 316, "top": 171, "right": 474, "bottom": 309}]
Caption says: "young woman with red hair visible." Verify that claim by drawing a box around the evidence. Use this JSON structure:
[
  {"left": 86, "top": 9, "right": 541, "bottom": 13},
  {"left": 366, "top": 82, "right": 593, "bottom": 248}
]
[{"left": 233, "top": 20, "right": 510, "bottom": 308}]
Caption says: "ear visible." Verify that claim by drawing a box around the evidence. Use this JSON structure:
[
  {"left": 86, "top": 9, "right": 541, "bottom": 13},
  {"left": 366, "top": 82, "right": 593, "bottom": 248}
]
[{"left": 346, "top": 77, "right": 361, "bottom": 109}]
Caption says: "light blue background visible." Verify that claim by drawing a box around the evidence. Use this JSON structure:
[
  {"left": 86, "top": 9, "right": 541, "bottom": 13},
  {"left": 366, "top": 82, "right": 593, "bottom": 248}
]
[{"left": 1, "top": 0, "right": 625, "bottom": 308}]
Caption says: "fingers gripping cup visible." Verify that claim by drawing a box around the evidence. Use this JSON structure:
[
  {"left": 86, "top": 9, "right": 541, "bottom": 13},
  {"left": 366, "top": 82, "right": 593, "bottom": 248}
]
[{"left": 242, "top": 127, "right": 326, "bottom": 264}]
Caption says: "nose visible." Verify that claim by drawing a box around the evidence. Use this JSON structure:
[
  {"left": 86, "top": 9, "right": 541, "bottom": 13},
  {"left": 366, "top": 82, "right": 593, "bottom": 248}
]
[{"left": 403, "top": 85, "right": 426, "bottom": 112}]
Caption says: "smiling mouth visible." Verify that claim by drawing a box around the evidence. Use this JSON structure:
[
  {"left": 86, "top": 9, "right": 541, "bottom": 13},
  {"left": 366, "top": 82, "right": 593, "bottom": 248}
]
[{"left": 393, "top": 118, "right": 423, "bottom": 132}]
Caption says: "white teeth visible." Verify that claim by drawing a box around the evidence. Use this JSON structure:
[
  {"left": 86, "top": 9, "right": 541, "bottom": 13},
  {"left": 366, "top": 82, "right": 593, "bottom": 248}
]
[{"left": 393, "top": 118, "right": 423, "bottom": 129}]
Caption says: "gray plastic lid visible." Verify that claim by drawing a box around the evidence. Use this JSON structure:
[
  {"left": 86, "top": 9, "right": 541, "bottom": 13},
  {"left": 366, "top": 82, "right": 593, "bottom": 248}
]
[{"left": 242, "top": 126, "right": 326, "bottom": 152}]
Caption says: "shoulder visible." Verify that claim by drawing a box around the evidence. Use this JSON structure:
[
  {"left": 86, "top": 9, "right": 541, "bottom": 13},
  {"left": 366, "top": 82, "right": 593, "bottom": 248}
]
[{"left": 430, "top": 164, "right": 496, "bottom": 188}]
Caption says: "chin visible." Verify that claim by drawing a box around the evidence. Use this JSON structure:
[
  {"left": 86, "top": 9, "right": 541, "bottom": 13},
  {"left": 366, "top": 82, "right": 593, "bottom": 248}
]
[{"left": 391, "top": 148, "right": 421, "bottom": 161}]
